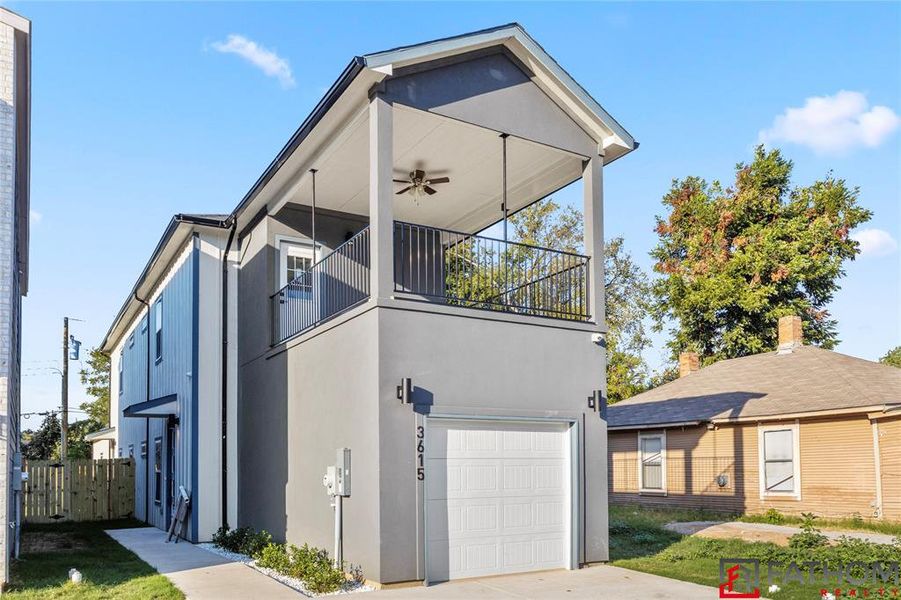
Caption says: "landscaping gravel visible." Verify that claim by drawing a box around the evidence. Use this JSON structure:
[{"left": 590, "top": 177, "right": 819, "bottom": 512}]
[{"left": 198, "top": 543, "right": 374, "bottom": 597}]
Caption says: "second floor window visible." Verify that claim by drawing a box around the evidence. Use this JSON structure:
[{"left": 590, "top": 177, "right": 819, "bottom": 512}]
[
  {"left": 278, "top": 239, "right": 315, "bottom": 289},
  {"left": 118, "top": 351, "right": 124, "bottom": 395},
  {"left": 154, "top": 299, "right": 163, "bottom": 362}
]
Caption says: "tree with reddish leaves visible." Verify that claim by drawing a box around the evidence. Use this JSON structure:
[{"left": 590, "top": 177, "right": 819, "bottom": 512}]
[{"left": 651, "top": 146, "right": 871, "bottom": 364}]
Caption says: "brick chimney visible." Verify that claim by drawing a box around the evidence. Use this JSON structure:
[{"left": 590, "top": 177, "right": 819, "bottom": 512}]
[
  {"left": 777, "top": 315, "right": 803, "bottom": 354},
  {"left": 679, "top": 351, "right": 700, "bottom": 378}
]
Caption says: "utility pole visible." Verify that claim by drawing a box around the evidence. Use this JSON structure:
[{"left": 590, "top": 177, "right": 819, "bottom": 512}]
[{"left": 61, "top": 317, "right": 69, "bottom": 459}]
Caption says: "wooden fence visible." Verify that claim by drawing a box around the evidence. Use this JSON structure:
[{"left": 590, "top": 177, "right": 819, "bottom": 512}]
[{"left": 23, "top": 458, "right": 135, "bottom": 523}]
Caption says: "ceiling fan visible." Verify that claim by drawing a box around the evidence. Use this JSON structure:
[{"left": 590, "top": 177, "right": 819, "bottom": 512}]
[{"left": 394, "top": 170, "right": 450, "bottom": 199}]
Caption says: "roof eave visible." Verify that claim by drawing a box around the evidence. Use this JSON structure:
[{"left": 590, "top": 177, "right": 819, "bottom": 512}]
[{"left": 100, "top": 214, "right": 231, "bottom": 352}]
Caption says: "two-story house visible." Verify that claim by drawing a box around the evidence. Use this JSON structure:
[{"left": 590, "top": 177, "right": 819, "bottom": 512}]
[{"left": 101, "top": 24, "right": 636, "bottom": 586}]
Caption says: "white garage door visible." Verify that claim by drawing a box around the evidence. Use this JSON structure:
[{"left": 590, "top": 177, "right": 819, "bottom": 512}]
[{"left": 425, "top": 419, "right": 571, "bottom": 582}]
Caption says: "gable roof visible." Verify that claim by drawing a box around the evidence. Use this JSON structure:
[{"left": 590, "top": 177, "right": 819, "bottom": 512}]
[
  {"left": 230, "top": 23, "right": 636, "bottom": 233},
  {"left": 100, "top": 213, "right": 231, "bottom": 352},
  {"left": 608, "top": 346, "right": 901, "bottom": 429}
]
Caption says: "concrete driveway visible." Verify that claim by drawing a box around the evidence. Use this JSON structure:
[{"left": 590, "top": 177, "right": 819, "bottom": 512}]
[{"left": 370, "top": 565, "right": 715, "bottom": 599}]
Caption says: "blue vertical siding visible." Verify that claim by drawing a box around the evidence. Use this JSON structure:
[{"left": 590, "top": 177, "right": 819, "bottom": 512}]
[{"left": 116, "top": 242, "right": 197, "bottom": 538}]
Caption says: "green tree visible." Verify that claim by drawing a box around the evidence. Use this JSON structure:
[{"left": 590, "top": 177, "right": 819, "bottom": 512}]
[
  {"left": 21, "top": 413, "right": 100, "bottom": 460},
  {"left": 651, "top": 146, "right": 871, "bottom": 363},
  {"left": 79, "top": 347, "right": 111, "bottom": 425},
  {"left": 880, "top": 346, "right": 901, "bottom": 368},
  {"left": 21, "top": 413, "right": 61, "bottom": 460},
  {"left": 509, "top": 199, "right": 651, "bottom": 403}
]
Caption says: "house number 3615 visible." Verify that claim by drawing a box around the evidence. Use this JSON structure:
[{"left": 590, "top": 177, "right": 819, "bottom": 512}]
[{"left": 416, "top": 426, "right": 425, "bottom": 481}]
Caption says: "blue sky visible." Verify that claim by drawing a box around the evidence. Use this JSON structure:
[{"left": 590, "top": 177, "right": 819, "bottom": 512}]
[{"left": 13, "top": 2, "right": 900, "bottom": 422}]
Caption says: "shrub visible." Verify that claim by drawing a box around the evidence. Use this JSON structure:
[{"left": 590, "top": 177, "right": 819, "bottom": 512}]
[
  {"left": 787, "top": 513, "right": 828, "bottom": 551},
  {"left": 256, "top": 542, "right": 291, "bottom": 573},
  {"left": 211, "top": 525, "right": 272, "bottom": 558},
  {"left": 764, "top": 508, "right": 784, "bottom": 524}
]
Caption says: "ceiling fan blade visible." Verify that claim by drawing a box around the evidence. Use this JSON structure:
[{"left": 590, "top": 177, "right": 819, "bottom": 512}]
[
  {"left": 393, "top": 179, "right": 411, "bottom": 184},
  {"left": 395, "top": 186, "right": 412, "bottom": 195},
  {"left": 428, "top": 177, "right": 450, "bottom": 184},
  {"left": 423, "top": 186, "right": 438, "bottom": 195}
]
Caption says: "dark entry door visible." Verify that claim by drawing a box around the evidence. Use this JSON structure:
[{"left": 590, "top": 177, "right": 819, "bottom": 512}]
[{"left": 165, "top": 420, "right": 176, "bottom": 530}]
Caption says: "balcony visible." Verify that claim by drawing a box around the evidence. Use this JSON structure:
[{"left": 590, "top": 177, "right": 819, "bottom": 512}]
[{"left": 271, "top": 222, "right": 590, "bottom": 345}]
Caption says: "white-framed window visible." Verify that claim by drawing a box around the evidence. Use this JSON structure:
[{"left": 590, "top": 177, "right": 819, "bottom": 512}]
[
  {"left": 118, "top": 350, "right": 124, "bottom": 396},
  {"left": 276, "top": 236, "right": 316, "bottom": 289},
  {"left": 638, "top": 431, "right": 666, "bottom": 493},
  {"left": 154, "top": 298, "right": 163, "bottom": 363},
  {"left": 758, "top": 423, "right": 801, "bottom": 499}
]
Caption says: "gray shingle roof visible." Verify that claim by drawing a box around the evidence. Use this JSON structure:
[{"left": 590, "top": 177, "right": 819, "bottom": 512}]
[{"left": 608, "top": 346, "right": 901, "bottom": 428}]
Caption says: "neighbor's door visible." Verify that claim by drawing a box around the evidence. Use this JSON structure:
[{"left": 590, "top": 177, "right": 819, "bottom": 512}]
[{"left": 425, "top": 419, "right": 572, "bottom": 582}]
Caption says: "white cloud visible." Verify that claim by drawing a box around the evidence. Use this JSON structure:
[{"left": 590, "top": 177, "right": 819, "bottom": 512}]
[
  {"left": 30, "top": 209, "right": 42, "bottom": 224},
  {"left": 851, "top": 228, "right": 898, "bottom": 258},
  {"left": 759, "top": 91, "right": 900, "bottom": 155},
  {"left": 211, "top": 34, "right": 295, "bottom": 89}
]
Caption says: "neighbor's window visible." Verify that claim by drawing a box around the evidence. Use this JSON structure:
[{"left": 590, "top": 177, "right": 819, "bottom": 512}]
[
  {"left": 141, "top": 441, "right": 147, "bottom": 459},
  {"left": 128, "top": 444, "right": 134, "bottom": 458},
  {"left": 154, "top": 437, "right": 162, "bottom": 505},
  {"left": 118, "top": 351, "right": 124, "bottom": 395},
  {"left": 639, "top": 432, "right": 666, "bottom": 492},
  {"left": 154, "top": 299, "right": 163, "bottom": 363},
  {"left": 761, "top": 426, "right": 798, "bottom": 496}
]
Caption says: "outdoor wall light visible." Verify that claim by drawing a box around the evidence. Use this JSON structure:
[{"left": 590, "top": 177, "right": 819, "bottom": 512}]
[{"left": 397, "top": 378, "right": 413, "bottom": 404}]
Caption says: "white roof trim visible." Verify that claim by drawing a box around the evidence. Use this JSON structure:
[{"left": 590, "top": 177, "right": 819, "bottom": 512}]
[{"left": 363, "top": 23, "right": 635, "bottom": 154}]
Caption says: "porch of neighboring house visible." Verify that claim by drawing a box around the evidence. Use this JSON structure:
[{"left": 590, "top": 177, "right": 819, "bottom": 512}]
[{"left": 267, "top": 100, "right": 602, "bottom": 346}]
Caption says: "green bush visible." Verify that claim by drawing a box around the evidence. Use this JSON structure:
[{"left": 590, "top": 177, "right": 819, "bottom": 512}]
[
  {"left": 211, "top": 525, "right": 272, "bottom": 558},
  {"left": 245, "top": 541, "right": 357, "bottom": 594},
  {"left": 787, "top": 513, "right": 828, "bottom": 551},
  {"left": 763, "top": 508, "right": 784, "bottom": 524},
  {"left": 256, "top": 543, "right": 291, "bottom": 573}
]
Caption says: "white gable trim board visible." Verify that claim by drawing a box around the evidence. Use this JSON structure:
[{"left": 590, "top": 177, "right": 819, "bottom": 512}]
[{"left": 423, "top": 416, "right": 579, "bottom": 582}]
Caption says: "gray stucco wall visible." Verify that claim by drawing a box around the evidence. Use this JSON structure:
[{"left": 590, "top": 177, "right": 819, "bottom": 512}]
[
  {"left": 239, "top": 307, "right": 382, "bottom": 578},
  {"left": 238, "top": 295, "right": 607, "bottom": 584},
  {"left": 376, "top": 304, "right": 608, "bottom": 582}
]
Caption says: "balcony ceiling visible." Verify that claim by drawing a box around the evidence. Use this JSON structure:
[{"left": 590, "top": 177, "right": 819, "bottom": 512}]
[{"left": 280, "top": 105, "right": 584, "bottom": 234}]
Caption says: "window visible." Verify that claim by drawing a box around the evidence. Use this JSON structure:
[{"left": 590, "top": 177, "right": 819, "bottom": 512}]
[
  {"left": 141, "top": 441, "right": 147, "bottom": 459},
  {"left": 154, "top": 299, "right": 163, "bottom": 363},
  {"left": 153, "top": 437, "right": 162, "bottom": 505},
  {"left": 638, "top": 432, "right": 666, "bottom": 493},
  {"left": 277, "top": 238, "right": 315, "bottom": 289},
  {"left": 759, "top": 424, "right": 800, "bottom": 498},
  {"left": 128, "top": 444, "right": 134, "bottom": 458},
  {"left": 118, "top": 351, "right": 124, "bottom": 396}
]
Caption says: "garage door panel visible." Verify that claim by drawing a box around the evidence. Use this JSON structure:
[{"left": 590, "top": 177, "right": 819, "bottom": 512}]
[{"left": 426, "top": 419, "right": 570, "bottom": 581}]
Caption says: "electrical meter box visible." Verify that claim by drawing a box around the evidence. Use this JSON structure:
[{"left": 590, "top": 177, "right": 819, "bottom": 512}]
[{"left": 335, "top": 448, "right": 351, "bottom": 497}]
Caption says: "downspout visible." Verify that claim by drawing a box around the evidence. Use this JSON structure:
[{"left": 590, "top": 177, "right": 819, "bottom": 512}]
[
  {"left": 135, "top": 291, "right": 151, "bottom": 524},
  {"left": 221, "top": 218, "right": 236, "bottom": 528}
]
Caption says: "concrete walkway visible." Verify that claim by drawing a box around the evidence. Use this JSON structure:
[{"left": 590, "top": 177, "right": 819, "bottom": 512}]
[
  {"left": 370, "top": 565, "right": 715, "bottom": 599},
  {"left": 106, "top": 527, "right": 301, "bottom": 599},
  {"left": 665, "top": 520, "right": 898, "bottom": 546}
]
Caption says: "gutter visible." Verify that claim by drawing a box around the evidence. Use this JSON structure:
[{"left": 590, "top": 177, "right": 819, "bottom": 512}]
[
  {"left": 607, "top": 420, "right": 701, "bottom": 432},
  {"left": 229, "top": 57, "right": 365, "bottom": 222},
  {"left": 220, "top": 219, "right": 237, "bottom": 528},
  {"left": 101, "top": 214, "right": 231, "bottom": 351}
]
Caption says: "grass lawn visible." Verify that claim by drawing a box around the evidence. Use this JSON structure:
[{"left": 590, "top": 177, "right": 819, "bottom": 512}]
[
  {"left": 7, "top": 520, "right": 183, "bottom": 599},
  {"left": 608, "top": 505, "right": 899, "bottom": 600}
]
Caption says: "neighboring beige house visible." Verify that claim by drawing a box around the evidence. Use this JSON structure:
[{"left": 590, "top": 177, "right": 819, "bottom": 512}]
[
  {"left": 85, "top": 427, "right": 116, "bottom": 459},
  {"left": 608, "top": 316, "right": 901, "bottom": 521}
]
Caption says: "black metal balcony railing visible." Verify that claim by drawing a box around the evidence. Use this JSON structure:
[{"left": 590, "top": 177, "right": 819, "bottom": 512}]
[
  {"left": 394, "top": 221, "right": 590, "bottom": 320},
  {"left": 271, "top": 227, "right": 370, "bottom": 344}
]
